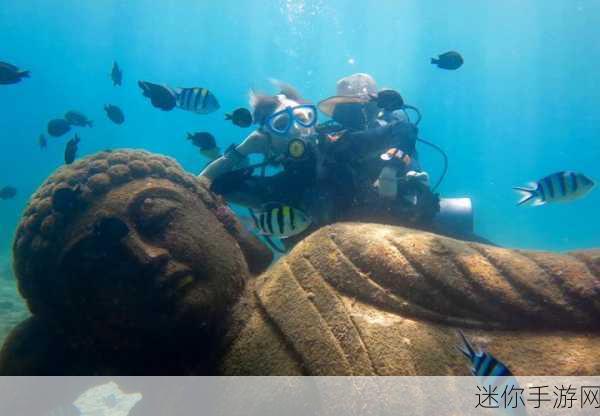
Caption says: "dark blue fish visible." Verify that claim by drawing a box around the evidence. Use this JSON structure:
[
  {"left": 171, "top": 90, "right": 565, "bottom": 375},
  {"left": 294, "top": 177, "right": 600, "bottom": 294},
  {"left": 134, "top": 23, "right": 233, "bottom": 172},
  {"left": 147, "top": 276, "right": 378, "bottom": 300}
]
[
  {"left": 47, "top": 118, "right": 71, "bottom": 137},
  {"left": 0, "top": 186, "right": 17, "bottom": 200},
  {"left": 104, "top": 104, "right": 125, "bottom": 124},
  {"left": 111, "top": 61, "right": 122, "bottom": 86},
  {"left": 64, "top": 111, "right": 93, "bottom": 127},
  {"left": 431, "top": 51, "right": 464, "bottom": 70},
  {"left": 64, "top": 134, "right": 81, "bottom": 165},
  {"left": 225, "top": 108, "right": 253, "bottom": 127},
  {"left": 138, "top": 80, "right": 177, "bottom": 111},
  {"left": 0, "top": 61, "right": 30, "bottom": 84}
]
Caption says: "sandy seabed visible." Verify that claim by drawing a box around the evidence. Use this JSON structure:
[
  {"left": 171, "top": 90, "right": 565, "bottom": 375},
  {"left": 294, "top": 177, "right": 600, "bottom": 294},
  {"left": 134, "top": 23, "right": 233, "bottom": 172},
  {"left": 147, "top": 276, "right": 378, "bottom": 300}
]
[{"left": 0, "top": 256, "right": 29, "bottom": 347}]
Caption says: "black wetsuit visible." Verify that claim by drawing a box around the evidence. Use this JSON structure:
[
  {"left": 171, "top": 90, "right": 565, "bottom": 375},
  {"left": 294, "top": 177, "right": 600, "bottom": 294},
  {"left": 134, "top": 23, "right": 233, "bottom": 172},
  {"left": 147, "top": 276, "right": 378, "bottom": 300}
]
[
  {"left": 210, "top": 119, "right": 437, "bottom": 236},
  {"left": 316, "top": 119, "right": 431, "bottom": 220}
]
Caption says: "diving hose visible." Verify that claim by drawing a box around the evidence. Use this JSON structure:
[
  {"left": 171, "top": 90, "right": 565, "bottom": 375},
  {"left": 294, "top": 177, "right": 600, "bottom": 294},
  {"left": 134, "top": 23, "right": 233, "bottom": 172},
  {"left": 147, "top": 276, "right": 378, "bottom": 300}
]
[
  {"left": 401, "top": 103, "right": 447, "bottom": 192},
  {"left": 416, "top": 137, "right": 448, "bottom": 192}
]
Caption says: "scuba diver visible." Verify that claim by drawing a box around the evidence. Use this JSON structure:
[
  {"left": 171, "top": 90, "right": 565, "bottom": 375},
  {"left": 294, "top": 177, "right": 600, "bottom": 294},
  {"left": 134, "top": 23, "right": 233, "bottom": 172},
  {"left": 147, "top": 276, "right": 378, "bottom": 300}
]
[
  {"left": 315, "top": 73, "right": 438, "bottom": 226},
  {"left": 199, "top": 81, "right": 329, "bottom": 238},
  {"left": 316, "top": 73, "right": 480, "bottom": 242},
  {"left": 201, "top": 76, "right": 479, "bottom": 250}
]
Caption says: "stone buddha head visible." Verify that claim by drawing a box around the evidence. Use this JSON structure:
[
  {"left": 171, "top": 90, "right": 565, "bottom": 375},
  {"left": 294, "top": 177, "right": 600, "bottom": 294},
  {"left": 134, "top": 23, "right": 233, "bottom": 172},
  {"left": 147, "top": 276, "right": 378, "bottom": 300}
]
[{"left": 13, "top": 150, "right": 271, "bottom": 334}]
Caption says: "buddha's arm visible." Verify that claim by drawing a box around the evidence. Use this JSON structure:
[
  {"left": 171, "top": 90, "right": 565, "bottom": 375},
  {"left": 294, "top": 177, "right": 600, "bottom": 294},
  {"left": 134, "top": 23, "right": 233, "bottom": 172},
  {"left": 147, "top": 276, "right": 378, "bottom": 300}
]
[{"left": 221, "top": 223, "right": 600, "bottom": 376}]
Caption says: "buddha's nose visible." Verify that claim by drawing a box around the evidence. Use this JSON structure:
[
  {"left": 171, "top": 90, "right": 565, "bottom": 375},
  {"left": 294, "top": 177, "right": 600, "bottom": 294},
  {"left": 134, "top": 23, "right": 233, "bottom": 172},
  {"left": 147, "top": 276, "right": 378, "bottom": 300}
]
[{"left": 124, "top": 233, "right": 169, "bottom": 271}]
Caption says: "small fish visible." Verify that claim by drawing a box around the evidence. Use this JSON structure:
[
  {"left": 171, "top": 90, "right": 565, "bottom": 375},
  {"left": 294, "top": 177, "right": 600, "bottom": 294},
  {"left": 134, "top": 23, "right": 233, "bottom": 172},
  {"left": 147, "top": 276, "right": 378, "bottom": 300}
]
[
  {"left": 187, "top": 132, "right": 221, "bottom": 160},
  {"left": 514, "top": 171, "right": 595, "bottom": 206},
  {"left": 457, "top": 330, "right": 512, "bottom": 379},
  {"left": 0, "top": 61, "right": 30, "bottom": 84},
  {"left": 64, "top": 111, "right": 93, "bottom": 127},
  {"left": 39, "top": 134, "right": 47, "bottom": 150},
  {"left": 111, "top": 61, "right": 122, "bottom": 86},
  {"left": 456, "top": 331, "right": 527, "bottom": 416},
  {"left": 104, "top": 104, "right": 125, "bottom": 124},
  {"left": 225, "top": 108, "right": 253, "bottom": 127},
  {"left": 175, "top": 87, "right": 220, "bottom": 114},
  {"left": 138, "top": 80, "right": 177, "bottom": 111},
  {"left": 431, "top": 51, "right": 464, "bottom": 70},
  {"left": 64, "top": 134, "right": 81, "bottom": 165},
  {"left": 47, "top": 118, "right": 71, "bottom": 137},
  {"left": 375, "top": 89, "right": 404, "bottom": 112},
  {"left": 249, "top": 203, "right": 311, "bottom": 239},
  {"left": 0, "top": 186, "right": 17, "bottom": 200}
]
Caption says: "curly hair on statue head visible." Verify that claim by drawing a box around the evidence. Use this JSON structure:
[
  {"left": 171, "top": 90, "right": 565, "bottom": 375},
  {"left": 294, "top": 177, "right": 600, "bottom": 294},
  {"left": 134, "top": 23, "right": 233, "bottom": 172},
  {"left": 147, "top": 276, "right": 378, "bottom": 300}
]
[{"left": 12, "top": 149, "right": 230, "bottom": 317}]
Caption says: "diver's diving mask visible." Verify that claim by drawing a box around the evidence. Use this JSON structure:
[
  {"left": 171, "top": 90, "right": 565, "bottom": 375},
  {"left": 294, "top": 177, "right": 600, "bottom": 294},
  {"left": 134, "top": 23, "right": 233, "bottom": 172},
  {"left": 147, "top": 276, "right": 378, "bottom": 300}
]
[{"left": 264, "top": 104, "right": 318, "bottom": 135}]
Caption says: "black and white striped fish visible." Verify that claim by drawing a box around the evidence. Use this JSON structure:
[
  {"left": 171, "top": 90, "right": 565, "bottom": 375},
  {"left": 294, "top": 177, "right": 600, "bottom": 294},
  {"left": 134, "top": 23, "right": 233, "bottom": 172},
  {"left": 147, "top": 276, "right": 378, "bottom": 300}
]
[
  {"left": 250, "top": 204, "right": 311, "bottom": 239},
  {"left": 514, "top": 171, "right": 595, "bottom": 206},
  {"left": 457, "top": 330, "right": 512, "bottom": 379},
  {"left": 457, "top": 331, "right": 527, "bottom": 416},
  {"left": 174, "top": 87, "right": 220, "bottom": 114}
]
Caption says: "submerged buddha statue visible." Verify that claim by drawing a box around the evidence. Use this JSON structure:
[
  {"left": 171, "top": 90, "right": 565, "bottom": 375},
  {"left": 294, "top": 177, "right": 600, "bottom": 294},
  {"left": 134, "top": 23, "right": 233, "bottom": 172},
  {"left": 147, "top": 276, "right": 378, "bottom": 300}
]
[
  {"left": 1, "top": 149, "right": 599, "bottom": 375},
  {"left": 0, "top": 149, "right": 272, "bottom": 374}
]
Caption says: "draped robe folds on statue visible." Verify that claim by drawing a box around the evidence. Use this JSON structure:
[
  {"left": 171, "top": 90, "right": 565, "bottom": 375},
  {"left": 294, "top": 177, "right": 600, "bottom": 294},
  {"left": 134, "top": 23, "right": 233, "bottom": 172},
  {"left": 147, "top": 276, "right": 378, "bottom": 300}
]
[{"left": 222, "top": 223, "right": 600, "bottom": 376}]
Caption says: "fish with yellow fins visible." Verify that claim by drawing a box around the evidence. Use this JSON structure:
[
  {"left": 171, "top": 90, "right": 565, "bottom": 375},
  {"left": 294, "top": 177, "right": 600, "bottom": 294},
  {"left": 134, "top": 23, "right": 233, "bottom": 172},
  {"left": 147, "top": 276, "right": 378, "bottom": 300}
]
[
  {"left": 138, "top": 80, "right": 220, "bottom": 114},
  {"left": 514, "top": 171, "right": 595, "bottom": 206},
  {"left": 187, "top": 132, "right": 221, "bottom": 160},
  {"left": 249, "top": 203, "right": 311, "bottom": 239},
  {"left": 175, "top": 87, "right": 220, "bottom": 114}
]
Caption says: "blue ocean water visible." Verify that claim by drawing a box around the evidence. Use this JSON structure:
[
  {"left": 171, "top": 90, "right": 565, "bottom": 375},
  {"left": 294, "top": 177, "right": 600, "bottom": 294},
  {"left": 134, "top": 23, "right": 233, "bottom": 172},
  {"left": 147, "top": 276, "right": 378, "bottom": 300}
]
[{"left": 0, "top": 0, "right": 599, "bottom": 267}]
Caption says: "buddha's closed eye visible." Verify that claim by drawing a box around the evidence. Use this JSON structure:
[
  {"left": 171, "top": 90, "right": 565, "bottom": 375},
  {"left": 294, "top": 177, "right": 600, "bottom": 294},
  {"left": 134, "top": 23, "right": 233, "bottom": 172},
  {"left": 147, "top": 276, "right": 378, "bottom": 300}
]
[{"left": 135, "top": 196, "right": 182, "bottom": 235}]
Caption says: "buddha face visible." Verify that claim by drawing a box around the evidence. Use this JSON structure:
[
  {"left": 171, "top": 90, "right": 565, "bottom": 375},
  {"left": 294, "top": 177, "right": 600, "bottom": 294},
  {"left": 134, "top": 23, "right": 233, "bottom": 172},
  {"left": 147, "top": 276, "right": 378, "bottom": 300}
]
[{"left": 56, "top": 178, "right": 247, "bottom": 332}]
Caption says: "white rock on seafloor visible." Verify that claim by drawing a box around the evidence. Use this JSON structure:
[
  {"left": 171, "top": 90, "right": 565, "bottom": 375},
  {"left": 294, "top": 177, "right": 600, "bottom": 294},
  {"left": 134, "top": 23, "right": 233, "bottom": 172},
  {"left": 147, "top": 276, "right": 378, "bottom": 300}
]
[{"left": 73, "top": 381, "right": 142, "bottom": 416}]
